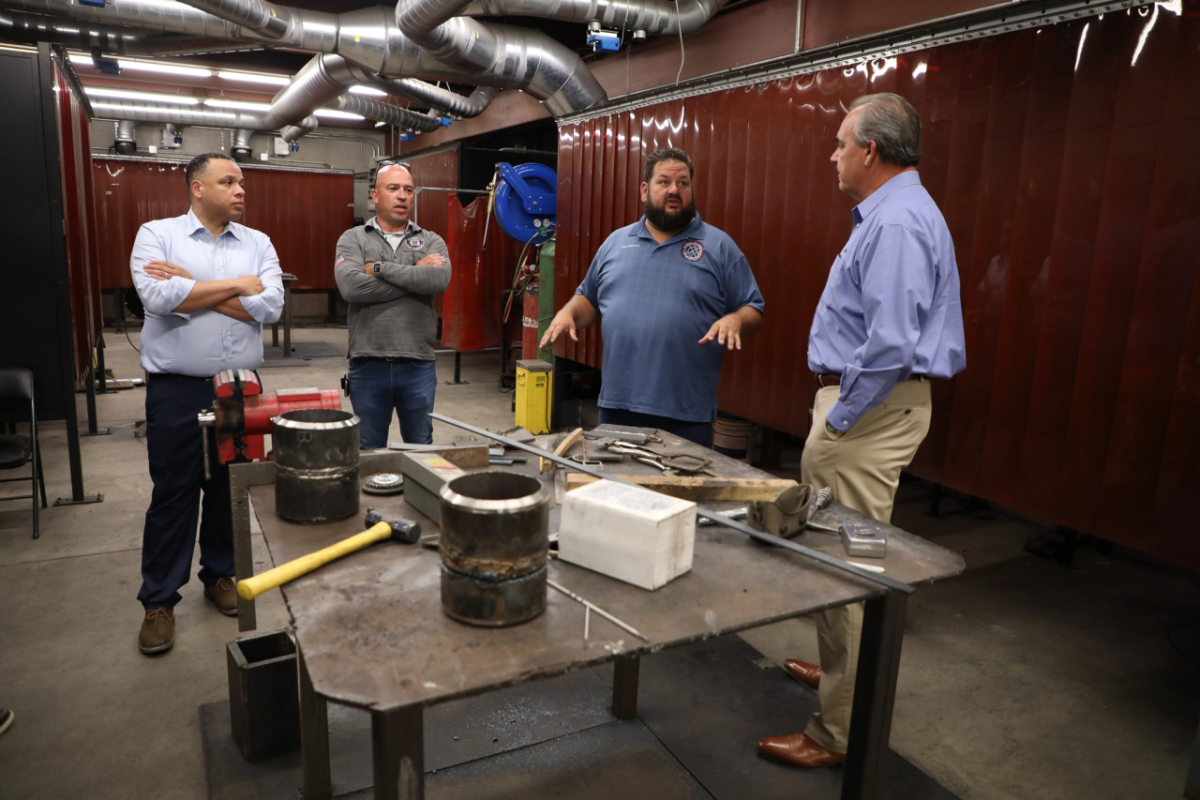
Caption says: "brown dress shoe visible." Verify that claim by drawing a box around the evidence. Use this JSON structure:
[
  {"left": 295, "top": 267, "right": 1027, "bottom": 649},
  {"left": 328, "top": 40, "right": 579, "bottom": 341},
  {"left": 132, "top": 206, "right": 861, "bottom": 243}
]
[
  {"left": 782, "top": 658, "right": 821, "bottom": 689},
  {"left": 758, "top": 732, "right": 846, "bottom": 768},
  {"left": 138, "top": 608, "right": 175, "bottom": 655},
  {"left": 203, "top": 577, "right": 239, "bottom": 616}
]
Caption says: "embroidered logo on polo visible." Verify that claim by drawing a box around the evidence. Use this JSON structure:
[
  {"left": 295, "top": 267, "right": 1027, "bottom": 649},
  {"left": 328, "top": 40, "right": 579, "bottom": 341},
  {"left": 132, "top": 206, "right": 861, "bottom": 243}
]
[
  {"left": 406, "top": 236, "right": 424, "bottom": 249},
  {"left": 681, "top": 241, "right": 705, "bottom": 262}
]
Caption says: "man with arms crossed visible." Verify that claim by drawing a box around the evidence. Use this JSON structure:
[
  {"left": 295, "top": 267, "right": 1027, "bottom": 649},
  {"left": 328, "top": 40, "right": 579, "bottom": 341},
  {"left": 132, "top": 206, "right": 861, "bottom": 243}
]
[
  {"left": 757, "top": 94, "right": 966, "bottom": 767},
  {"left": 335, "top": 161, "right": 451, "bottom": 448},
  {"left": 541, "top": 147, "right": 764, "bottom": 445},
  {"left": 131, "top": 153, "right": 283, "bottom": 654}
]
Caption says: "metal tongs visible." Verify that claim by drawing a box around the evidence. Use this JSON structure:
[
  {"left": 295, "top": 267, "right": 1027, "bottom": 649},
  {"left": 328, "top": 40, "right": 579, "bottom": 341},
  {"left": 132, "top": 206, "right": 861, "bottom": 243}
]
[{"left": 605, "top": 441, "right": 715, "bottom": 476}]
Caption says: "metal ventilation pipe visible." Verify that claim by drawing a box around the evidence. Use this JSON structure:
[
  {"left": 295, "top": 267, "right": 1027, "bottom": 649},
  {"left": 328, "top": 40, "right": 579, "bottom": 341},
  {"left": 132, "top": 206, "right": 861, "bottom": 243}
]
[
  {"left": 394, "top": 0, "right": 605, "bottom": 115},
  {"left": 460, "top": 0, "right": 729, "bottom": 36},
  {"left": 328, "top": 94, "right": 440, "bottom": 130},
  {"left": 0, "top": 8, "right": 256, "bottom": 56},
  {"left": 372, "top": 79, "right": 496, "bottom": 118},
  {"left": 90, "top": 100, "right": 318, "bottom": 137},
  {"left": 114, "top": 120, "right": 137, "bottom": 154},
  {"left": 232, "top": 128, "right": 255, "bottom": 162}
]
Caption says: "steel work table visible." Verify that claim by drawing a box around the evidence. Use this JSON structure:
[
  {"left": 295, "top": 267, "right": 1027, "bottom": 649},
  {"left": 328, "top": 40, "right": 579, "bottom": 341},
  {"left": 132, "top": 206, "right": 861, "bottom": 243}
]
[{"left": 231, "top": 436, "right": 964, "bottom": 800}]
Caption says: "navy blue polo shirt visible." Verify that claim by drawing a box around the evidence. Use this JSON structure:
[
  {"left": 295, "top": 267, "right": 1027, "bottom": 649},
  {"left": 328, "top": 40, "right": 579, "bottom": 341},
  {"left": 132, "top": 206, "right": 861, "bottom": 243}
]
[{"left": 577, "top": 214, "right": 765, "bottom": 423}]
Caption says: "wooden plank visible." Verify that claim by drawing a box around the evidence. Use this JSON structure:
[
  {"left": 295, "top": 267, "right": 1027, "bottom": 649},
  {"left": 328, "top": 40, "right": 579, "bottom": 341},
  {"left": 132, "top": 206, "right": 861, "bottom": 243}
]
[{"left": 565, "top": 473, "right": 797, "bottom": 501}]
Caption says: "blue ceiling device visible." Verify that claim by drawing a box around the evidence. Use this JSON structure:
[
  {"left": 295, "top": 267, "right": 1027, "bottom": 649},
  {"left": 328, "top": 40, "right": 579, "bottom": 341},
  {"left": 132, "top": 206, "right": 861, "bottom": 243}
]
[{"left": 493, "top": 162, "right": 557, "bottom": 243}]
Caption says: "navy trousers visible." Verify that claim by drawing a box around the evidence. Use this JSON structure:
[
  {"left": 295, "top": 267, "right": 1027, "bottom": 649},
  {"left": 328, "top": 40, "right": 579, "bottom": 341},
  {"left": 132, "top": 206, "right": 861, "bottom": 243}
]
[
  {"left": 597, "top": 407, "right": 714, "bottom": 448},
  {"left": 348, "top": 357, "right": 437, "bottom": 449},
  {"left": 137, "top": 375, "right": 234, "bottom": 610}
]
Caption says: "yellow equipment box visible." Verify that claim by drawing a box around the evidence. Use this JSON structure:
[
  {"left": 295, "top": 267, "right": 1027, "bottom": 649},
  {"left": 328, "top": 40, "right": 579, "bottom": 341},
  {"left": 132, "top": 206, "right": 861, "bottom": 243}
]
[{"left": 515, "top": 359, "right": 553, "bottom": 434}]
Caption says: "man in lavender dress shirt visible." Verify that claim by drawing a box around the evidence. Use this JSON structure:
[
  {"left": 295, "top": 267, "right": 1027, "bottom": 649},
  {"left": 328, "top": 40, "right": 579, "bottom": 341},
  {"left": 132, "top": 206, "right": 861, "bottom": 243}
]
[
  {"left": 129, "top": 153, "right": 283, "bottom": 655},
  {"left": 758, "top": 94, "right": 966, "bottom": 767}
]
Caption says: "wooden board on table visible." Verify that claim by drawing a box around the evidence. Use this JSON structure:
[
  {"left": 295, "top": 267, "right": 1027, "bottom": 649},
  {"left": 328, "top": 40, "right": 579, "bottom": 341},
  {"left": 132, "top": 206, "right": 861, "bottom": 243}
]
[{"left": 565, "top": 473, "right": 797, "bottom": 501}]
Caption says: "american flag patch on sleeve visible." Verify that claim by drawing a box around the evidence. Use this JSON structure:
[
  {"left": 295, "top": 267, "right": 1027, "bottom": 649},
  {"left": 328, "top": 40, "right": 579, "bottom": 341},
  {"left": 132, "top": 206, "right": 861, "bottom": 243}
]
[{"left": 335, "top": 255, "right": 345, "bottom": 266}]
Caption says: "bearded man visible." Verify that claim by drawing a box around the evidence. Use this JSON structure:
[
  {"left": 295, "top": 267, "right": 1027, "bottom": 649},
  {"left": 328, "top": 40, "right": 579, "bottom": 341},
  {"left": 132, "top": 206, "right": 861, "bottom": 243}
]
[{"left": 542, "top": 148, "right": 764, "bottom": 445}]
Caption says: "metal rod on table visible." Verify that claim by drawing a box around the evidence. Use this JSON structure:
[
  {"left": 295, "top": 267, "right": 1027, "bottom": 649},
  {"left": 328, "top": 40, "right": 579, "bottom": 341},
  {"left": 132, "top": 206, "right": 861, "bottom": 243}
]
[
  {"left": 429, "top": 413, "right": 915, "bottom": 595},
  {"left": 547, "top": 579, "right": 648, "bottom": 641}
]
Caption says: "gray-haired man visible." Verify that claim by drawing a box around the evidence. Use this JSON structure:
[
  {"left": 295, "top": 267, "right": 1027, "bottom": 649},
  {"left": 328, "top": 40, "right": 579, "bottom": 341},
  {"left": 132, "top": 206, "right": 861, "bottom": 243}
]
[{"left": 758, "top": 93, "right": 965, "bottom": 767}]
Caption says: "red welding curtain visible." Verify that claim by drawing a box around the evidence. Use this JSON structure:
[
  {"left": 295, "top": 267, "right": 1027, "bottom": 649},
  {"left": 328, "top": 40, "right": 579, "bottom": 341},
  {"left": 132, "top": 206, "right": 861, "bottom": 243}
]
[
  {"left": 555, "top": 7, "right": 1200, "bottom": 567},
  {"left": 441, "top": 194, "right": 524, "bottom": 351}
]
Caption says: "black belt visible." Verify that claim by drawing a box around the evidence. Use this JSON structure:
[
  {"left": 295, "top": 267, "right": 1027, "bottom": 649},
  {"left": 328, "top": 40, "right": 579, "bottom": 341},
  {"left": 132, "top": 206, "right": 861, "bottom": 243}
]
[
  {"left": 816, "top": 373, "right": 929, "bottom": 388},
  {"left": 353, "top": 356, "right": 425, "bottom": 363},
  {"left": 147, "top": 372, "right": 213, "bottom": 383}
]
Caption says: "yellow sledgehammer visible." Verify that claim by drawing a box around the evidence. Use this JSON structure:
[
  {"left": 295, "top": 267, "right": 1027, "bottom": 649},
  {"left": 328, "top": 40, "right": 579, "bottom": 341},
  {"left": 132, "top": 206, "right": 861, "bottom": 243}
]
[{"left": 237, "top": 510, "right": 422, "bottom": 601}]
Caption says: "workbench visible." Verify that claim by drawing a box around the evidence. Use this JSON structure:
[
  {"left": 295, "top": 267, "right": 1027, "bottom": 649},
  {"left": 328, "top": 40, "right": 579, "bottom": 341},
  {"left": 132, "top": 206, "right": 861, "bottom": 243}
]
[{"left": 230, "top": 433, "right": 964, "bottom": 800}]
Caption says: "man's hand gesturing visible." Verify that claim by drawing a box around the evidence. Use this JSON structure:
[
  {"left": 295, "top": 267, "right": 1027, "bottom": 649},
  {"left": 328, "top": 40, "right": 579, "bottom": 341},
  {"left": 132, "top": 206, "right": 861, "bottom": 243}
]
[
  {"left": 540, "top": 308, "right": 578, "bottom": 349},
  {"left": 699, "top": 313, "right": 744, "bottom": 350}
]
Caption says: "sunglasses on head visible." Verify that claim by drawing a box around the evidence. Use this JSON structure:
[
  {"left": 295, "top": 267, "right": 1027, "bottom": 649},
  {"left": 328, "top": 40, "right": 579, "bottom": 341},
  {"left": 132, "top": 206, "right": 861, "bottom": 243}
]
[{"left": 376, "top": 159, "right": 412, "bottom": 170}]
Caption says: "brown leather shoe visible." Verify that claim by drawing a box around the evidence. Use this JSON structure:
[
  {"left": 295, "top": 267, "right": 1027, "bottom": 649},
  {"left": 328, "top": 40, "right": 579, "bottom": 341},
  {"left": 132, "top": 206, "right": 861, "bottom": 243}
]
[
  {"left": 758, "top": 732, "right": 846, "bottom": 768},
  {"left": 782, "top": 658, "right": 821, "bottom": 689},
  {"left": 138, "top": 607, "right": 175, "bottom": 655},
  {"left": 203, "top": 577, "right": 239, "bottom": 617}
]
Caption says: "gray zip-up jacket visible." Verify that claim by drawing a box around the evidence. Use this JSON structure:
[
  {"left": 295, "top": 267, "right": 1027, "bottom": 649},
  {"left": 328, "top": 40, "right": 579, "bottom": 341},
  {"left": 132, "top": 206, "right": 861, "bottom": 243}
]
[{"left": 334, "top": 218, "right": 452, "bottom": 360}]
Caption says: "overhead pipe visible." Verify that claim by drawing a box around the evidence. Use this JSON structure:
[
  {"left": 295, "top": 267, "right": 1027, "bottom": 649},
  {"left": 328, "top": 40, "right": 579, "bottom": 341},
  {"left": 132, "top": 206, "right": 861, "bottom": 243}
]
[
  {"left": 328, "top": 93, "right": 440, "bottom": 130},
  {"left": 460, "top": 0, "right": 728, "bottom": 36},
  {"left": 232, "top": 128, "right": 255, "bottom": 161},
  {"left": 90, "top": 100, "right": 318, "bottom": 141},
  {"left": 372, "top": 79, "right": 496, "bottom": 118},
  {"left": 0, "top": 8, "right": 260, "bottom": 56},
  {"left": 394, "top": 0, "right": 605, "bottom": 115},
  {"left": 114, "top": 120, "right": 137, "bottom": 154}
]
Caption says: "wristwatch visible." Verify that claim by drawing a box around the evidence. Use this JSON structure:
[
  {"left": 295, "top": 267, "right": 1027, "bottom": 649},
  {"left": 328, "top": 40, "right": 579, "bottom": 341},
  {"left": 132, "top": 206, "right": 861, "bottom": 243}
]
[{"left": 825, "top": 420, "right": 842, "bottom": 437}]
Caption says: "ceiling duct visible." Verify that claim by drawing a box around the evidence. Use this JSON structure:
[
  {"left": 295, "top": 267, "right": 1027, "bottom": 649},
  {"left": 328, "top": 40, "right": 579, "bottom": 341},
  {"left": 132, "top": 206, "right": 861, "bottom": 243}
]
[
  {"left": 394, "top": 0, "right": 604, "bottom": 115},
  {"left": 231, "top": 128, "right": 254, "bottom": 161},
  {"left": 374, "top": 80, "right": 497, "bottom": 118},
  {"left": 328, "top": 93, "right": 440, "bottom": 130},
  {"left": 460, "top": 0, "right": 728, "bottom": 35},
  {"left": 90, "top": 100, "right": 317, "bottom": 141},
  {"left": 0, "top": 8, "right": 259, "bottom": 56}
]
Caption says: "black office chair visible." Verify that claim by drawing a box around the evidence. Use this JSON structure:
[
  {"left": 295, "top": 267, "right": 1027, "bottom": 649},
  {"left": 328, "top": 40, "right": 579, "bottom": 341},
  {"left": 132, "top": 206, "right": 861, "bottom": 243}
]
[{"left": 0, "top": 367, "right": 47, "bottom": 539}]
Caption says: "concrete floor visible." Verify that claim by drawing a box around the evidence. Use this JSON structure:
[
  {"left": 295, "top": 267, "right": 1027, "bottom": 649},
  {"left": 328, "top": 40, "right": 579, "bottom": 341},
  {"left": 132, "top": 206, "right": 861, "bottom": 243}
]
[{"left": 1, "top": 326, "right": 1198, "bottom": 799}]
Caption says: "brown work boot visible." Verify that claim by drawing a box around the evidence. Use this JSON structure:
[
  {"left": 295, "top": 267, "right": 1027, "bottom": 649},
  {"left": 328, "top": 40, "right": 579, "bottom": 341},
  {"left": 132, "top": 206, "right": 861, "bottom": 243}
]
[
  {"left": 138, "top": 607, "right": 175, "bottom": 655},
  {"left": 203, "top": 577, "right": 239, "bottom": 617}
]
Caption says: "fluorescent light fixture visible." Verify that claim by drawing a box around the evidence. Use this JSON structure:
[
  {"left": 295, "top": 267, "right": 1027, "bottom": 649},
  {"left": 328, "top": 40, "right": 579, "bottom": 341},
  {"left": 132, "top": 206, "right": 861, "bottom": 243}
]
[
  {"left": 314, "top": 109, "right": 365, "bottom": 120},
  {"left": 204, "top": 99, "right": 273, "bottom": 112},
  {"left": 217, "top": 70, "right": 291, "bottom": 86},
  {"left": 84, "top": 87, "right": 202, "bottom": 105},
  {"left": 349, "top": 85, "right": 387, "bottom": 97},
  {"left": 117, "top": 59, "right": 211, "bottom": 78}
]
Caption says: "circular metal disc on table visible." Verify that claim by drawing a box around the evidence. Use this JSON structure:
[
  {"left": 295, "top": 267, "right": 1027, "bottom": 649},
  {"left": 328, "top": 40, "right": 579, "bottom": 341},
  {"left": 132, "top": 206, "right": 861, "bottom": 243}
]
[{"left": 362, "top": 472, "right": 404, "bottom": 496}]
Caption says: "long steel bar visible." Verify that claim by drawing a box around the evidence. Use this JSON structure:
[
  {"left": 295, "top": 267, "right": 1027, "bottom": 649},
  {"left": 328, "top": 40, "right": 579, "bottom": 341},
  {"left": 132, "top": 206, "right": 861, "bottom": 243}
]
[
  {"left": 547, "top": 578, "right": 648, "bottom": 641},
  {"left": 430, "top": 413, "right": 915, "bottom": 595}
]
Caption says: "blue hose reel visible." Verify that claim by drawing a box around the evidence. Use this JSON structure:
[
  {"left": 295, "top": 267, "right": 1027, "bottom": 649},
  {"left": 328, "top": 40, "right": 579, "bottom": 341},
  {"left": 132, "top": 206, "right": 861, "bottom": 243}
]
[{"left": 493, "top": 162, "right": 557, "bottom": 243}]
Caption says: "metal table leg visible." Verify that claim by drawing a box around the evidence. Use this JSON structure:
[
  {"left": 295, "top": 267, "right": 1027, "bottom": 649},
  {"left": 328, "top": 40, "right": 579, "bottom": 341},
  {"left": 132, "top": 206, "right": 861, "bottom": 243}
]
[
  {"left": 299, "top": 651, "right": 332, "bottom": 800},
  {"left": 612, "top": 653, "right": 640, "bottom": 720},
  {"left": 372, "top": 706, "right": 424, "bottom": 800},
  {"left": 229, "top": 460, "right": 276, "bottom": 632},
  {"left": 842, "top": 590, "right": 908, "bottom": 800}
]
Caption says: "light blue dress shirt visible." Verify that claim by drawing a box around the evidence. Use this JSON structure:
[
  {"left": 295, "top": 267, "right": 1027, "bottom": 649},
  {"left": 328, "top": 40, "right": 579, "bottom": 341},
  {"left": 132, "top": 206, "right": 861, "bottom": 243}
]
[
  {"left": 130, "top": 208, "right": 284, "bottom": 377},
  {"left": 807, "top": 171, "right": 966, "bottom": 432}
]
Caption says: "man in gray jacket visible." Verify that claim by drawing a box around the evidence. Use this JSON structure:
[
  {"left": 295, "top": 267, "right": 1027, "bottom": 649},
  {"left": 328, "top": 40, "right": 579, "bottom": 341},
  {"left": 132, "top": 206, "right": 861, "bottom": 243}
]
[{"left": 334, "top": 161, "right": 451, "bottom": 447}]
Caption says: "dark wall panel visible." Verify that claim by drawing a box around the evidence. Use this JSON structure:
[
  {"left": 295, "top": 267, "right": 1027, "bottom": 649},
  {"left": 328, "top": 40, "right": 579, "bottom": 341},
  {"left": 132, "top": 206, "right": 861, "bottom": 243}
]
[
  {"left": 92, "top": 159, "right": 353, "bottom": 290},
  {"left": 555, "top": 8, "right": 1200, "bottom": 567}
]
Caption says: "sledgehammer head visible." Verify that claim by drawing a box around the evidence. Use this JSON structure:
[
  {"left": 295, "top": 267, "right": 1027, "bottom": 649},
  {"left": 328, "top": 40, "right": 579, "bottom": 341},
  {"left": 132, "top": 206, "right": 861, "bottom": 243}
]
[{"left": 364, "top": 509, "right": 422, "bottom": 545}]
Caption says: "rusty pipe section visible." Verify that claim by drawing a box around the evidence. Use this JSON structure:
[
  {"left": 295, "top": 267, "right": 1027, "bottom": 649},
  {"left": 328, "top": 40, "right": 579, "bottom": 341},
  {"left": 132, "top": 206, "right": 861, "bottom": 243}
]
[
  {"left": 272, "top": 409, "right": 360, "bottom": 524},
  {"left": 439, "top": 472, "right": 551, "bottom": 627}
]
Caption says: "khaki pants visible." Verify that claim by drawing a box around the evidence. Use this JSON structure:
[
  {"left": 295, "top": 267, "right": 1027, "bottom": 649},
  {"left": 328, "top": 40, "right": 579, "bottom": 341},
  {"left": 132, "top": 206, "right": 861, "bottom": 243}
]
[{"left": 799, "top": 379, "right": 931, "bottom": 752}]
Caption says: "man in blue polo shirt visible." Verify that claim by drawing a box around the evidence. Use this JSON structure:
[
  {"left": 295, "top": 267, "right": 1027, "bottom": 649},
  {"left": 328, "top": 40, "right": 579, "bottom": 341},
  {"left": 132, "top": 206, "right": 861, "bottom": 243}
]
[{"left": 540, "top": 147, "right": 764, "bottom": 445}]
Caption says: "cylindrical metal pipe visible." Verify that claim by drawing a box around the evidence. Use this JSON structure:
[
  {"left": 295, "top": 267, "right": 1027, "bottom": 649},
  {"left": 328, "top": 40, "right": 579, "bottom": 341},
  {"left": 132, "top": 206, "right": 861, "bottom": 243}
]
[
  {"left": 272, "top": 409, "right": 360, "bottom": 524},
  {"left": 439, "top": 471, "right": 551, "bottom": 626},
  {"left": 115, "top": 119, "right": 137, "bottom": 154}
]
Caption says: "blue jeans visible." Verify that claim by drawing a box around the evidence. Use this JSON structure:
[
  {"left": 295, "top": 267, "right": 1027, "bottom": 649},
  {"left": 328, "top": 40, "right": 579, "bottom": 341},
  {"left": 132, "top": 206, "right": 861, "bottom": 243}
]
[
  {"left": 348, "top": 357, "right": 437, "bottom": 448},
  {"left": 598, "top": 407, "right": 714, "bottom": 448}
]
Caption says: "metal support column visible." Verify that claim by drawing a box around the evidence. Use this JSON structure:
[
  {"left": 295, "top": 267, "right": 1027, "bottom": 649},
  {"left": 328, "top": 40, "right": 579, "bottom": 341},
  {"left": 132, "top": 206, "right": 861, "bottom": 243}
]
[
  {"left": 842, "top": 590, "right": 908, "bottom": 800},
  {"left": 298, "top": 651, "right": 332, "bottom": 800},
  {"left": 373, "top": 706, "right": 424, "bottom": 800},
  {"left": 612, "top": 653, "right": 640, "bottom": 720},
  {"left": 445, "top": 351, "right": 468, "bottom": 385}
]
